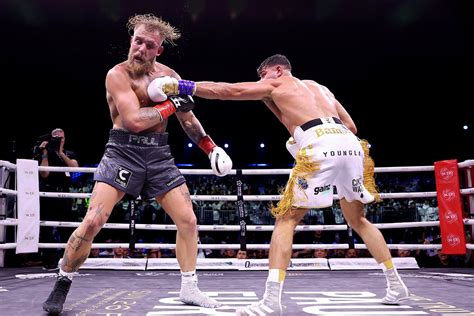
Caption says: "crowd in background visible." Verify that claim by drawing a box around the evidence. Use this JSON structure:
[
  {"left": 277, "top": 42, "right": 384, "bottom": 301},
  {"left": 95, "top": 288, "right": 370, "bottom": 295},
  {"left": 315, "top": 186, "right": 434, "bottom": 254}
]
[{"left": 5, "top": 172, "right": 473, "bottom": 269}]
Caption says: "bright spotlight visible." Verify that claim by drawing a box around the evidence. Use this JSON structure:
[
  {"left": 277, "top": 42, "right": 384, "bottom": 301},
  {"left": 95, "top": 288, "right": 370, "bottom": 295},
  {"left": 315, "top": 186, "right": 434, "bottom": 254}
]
[
  {"left": 463, "top": 125, "right": 468, "bottom": 130},
  {"left": 260, "top": 143, "right": 265, "bottom": 148},
  {"left": 187, "top": 143, "right": 193, "bottom": 148},
  {"left": 224, "top": 143, "right": 229, "bottom": 148}
]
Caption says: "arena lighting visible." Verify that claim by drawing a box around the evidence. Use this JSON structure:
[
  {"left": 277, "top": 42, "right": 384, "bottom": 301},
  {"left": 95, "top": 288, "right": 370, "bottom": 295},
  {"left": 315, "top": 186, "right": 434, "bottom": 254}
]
[
  {"left": 463, "top": 125, "right": 468, "bottom": 130},
  {"left": 224, "top": 143, "right": 229, "bottom": 148},
  {"left": 176, "top": 163, "right": 194, "bottom": 167},
  {"left": 187, "top": 143, "right": 193, "bottom": 148},
  {"left": 260, "top": 143, "right": 265, "bottom": 149}
]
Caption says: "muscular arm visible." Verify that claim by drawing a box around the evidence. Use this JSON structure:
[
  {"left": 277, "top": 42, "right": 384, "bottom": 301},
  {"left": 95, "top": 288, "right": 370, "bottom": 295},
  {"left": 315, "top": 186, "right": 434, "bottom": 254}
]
[
  {"left": 176, "top": 111, "right": 207, "bottom": 144},
  {"left": 106, "top": 68, "right": 163, "bottom": 133},
  {"left": 195, "top": 80, "right": 276, "bottom": 101}
]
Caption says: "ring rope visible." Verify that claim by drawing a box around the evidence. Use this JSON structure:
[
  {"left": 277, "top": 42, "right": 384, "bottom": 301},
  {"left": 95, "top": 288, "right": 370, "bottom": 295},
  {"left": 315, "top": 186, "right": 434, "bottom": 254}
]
[
  {"left": 2, "top": 159, "right": 474, "bottom": 173},
  {"left": 2, "top": 189, "right": 474, "bottom": 200},
  {"left": 0, "top": 219, "right": 465, "bottom": 230},
  {"left": 2, "top": 242, "right": 467, "bottom": 250}
]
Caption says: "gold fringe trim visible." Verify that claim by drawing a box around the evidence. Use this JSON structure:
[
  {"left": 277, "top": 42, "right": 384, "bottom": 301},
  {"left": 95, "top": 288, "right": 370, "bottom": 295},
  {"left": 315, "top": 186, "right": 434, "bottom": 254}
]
[
  {"left": 271, "top": 148, "right": 320, "bottom": 218},
  {"left": 360, "top": 139, "right": 381, "bottom": 202}
]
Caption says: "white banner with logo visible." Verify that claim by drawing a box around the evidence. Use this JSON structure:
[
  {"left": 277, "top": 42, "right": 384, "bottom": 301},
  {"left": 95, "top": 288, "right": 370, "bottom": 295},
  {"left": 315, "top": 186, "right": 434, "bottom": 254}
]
[
  {"left": 78, "top": 258, "right": 331, "bottom": 270},
  {"left": 237, "top": 258, "right": 330, "bottom": 271},
  {"left": 329, "top": 257, "right": 419, "bottom": 270},
  {"left": 16, "top": 159, "right": 40, "bottom": 254}
]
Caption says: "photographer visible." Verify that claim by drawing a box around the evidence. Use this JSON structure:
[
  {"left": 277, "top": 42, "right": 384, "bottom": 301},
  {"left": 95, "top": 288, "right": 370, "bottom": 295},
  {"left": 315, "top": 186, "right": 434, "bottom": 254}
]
[
  {"left": 34, "top": 128, "right": 79, "bottom": 270},
  {"left": 37, "top": 128, "right": 79, "bottom": 179}
]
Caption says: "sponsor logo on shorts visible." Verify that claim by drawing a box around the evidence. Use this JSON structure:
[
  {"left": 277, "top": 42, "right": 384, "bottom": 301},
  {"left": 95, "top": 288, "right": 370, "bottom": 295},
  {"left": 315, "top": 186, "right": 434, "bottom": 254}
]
[
  {"left": 114, "top": 167, "right": 132, "bottom": 188},
  {"left": 297, "top": 177, "right": 309, "bottom": 190},
  {"left": 166, "top": 175, "right": 184, "bottom": 187},
  {"left": 322, "top": 150, "right": 362, "bottom": 157},
  {"left": 352, "top": 177, "right": 363, "bottom": 193},
  {"left": 315, "top": 126, "right": 351, "bottom": 138},
  {"left": 314, "top": 184, "right": 331, "bottom": 195}
]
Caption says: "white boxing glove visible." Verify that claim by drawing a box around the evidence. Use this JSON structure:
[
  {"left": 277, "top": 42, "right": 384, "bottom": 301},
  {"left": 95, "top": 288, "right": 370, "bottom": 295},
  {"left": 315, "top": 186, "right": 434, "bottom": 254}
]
[
  {"left": 286, "top": 137, "right": 298, "bottom": 159},
  {"left": 209, "top": 147, "right": 233, "bottom": 177},
  {"left": 198, "top": 135, "right": 233, "bottom": 176},
  {"left": 147, "top": 76, "right": 179, "bottom": 102}
]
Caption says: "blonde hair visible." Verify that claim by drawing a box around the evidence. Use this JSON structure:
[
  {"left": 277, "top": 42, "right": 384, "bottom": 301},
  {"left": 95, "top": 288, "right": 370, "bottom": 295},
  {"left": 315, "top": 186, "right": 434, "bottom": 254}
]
[{"left": 127, "top": 14, "right": 181, "bottom": 45}]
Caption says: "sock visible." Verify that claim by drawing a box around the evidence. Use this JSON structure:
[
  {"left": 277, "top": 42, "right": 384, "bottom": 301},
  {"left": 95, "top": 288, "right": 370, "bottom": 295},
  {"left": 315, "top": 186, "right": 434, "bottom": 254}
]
[
  {"left": 181, "top": 270, "right": 197, "bottom": 285},
  {"left": 267, "top": 269, "right": 286, "bottom": 283},
  {"left": 380, "top": 259, "right": 394, "bottom": 272},
  {"left": 58, "top": 267, "right": 74, "bottom": 281}
]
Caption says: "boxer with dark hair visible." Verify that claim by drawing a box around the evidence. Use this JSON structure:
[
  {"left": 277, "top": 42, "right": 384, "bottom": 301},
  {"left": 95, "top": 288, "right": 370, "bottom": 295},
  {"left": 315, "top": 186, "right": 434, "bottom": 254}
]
[{"left": 154, "top": 54, "right": 411, "bottom": 315}]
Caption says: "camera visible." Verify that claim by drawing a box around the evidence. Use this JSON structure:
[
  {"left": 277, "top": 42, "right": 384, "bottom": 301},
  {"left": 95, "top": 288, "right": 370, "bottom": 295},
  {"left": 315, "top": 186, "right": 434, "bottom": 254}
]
[
  {"left": 46, "top": 136, "right": 62, "bottom": 151},
  {"left": 33, "top": 134, "right": 62, "bottom": 159}
]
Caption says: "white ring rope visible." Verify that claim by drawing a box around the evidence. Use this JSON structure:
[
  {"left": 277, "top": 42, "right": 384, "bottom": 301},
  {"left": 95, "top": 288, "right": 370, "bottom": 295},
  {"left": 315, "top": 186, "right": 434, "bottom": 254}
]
[
  {"left": 2, "top": 188, "right": 474, "bottom": 200},
  {"left": 2, "top": 242, "right": 472, "bottom": 251},
  {"left": 0, "top": 219, "right": 451, "bottom": 231},
  {"left": 1, "top": 159, "right": 473, "bottom": 255},
  {"left": 1, "top": 159, "right": 474, "bottom": 173}
]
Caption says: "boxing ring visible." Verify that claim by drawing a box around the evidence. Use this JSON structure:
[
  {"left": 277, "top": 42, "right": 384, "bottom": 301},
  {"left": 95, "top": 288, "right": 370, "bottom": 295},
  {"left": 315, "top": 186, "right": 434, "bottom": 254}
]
[{"left": 0, "top": 159, "right": 474, "bottom": 315}]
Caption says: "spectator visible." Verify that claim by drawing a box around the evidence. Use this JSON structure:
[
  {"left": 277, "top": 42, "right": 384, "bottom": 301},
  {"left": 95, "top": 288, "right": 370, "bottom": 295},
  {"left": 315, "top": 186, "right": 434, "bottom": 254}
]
[
  {"left": 236, "top": 250, "right": 248, "bottom": 259},
  {"left": 345, "top": 249, "right": 359, "bottom": 258},
  {"left": 89, "top": 249, "right": 100, "bottom": 258},
  {"left": 35, "top": 128, "right": 79, "bottom": 270},
  {"left": 313, "top": 249, "right": 328, "bottom": 258}
]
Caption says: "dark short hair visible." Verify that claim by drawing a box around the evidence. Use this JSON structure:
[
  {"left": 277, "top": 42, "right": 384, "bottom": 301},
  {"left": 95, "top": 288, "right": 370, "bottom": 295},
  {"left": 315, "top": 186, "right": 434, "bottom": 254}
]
[{"left": 257, "top": 54, "right": 292, "bottom": 76}]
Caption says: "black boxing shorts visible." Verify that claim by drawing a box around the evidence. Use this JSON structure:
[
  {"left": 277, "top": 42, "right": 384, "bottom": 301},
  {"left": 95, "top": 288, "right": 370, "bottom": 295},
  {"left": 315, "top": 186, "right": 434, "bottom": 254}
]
[{"left": 94, "top": 129, "right": 186, "bottom": 199}]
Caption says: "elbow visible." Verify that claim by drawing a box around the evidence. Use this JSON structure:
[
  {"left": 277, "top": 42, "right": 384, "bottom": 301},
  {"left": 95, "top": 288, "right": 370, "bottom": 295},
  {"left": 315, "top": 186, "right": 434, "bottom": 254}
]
[
  {"left": 350, "top": 125, "right": 357, "bottom": 135},
  {"left": 345, "top": 122, "right": 357, "bottom": 134},
  {"left": 123, "top": 117, "right": 144, "bottom": 134}
]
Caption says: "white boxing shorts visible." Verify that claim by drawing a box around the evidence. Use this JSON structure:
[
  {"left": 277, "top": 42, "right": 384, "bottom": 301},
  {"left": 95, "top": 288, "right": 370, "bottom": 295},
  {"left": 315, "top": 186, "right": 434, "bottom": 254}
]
[{"left": 272, "top": 117, "right": 375, "bottom": 217}]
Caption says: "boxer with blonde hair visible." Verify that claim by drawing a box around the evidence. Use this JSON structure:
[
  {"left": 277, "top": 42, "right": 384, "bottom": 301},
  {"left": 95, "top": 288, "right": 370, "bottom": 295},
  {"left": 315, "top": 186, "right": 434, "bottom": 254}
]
[{"left": 42, "top": 14, "right": 231, "bottom": 314}]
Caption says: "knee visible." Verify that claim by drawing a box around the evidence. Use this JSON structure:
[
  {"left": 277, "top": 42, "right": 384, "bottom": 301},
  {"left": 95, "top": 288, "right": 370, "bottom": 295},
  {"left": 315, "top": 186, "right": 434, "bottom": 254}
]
[
  {"left": 346, "top": 217, "right": 368, "bottom": 231},
  {"left": 176, "top": 213, "right": 197, "bottom": 234}
]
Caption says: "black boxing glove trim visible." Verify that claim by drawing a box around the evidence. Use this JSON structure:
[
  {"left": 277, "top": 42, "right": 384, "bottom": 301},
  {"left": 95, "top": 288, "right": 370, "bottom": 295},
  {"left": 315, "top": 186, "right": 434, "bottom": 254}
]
[
  {"left": 213, "top": 152, "right": 221, "bottom": 174},
  {"left": 168, "top": 95, "right": 195, "bottom": 112}
]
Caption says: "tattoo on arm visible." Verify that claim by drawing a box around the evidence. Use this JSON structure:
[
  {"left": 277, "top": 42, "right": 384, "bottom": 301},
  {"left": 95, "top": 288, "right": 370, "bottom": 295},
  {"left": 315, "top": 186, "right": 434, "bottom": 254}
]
[
  {"left": 179, "top": 117, "right": 206, "bottom": 144},
  {"left": 139, "top": 108, "right": 162, "bottom": 122}
]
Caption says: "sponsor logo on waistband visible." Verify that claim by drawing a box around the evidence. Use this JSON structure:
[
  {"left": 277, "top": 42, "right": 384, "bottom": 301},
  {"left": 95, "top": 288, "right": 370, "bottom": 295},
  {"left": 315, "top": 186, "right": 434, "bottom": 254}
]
[
  {"left": 128, "top": 135, "right": 162, "bottom": 145},
  {"left": 114, "top": 167, "right": 132, "bottom": 188},
  {"left": 323, "top": 150, "right": 362, "bottom": 157},
  {"left": 315, "top": 126, "right": 350, "bottom": 138},
  {"left": 314, "top": 184, "right": 331, "bottom": 195}
]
